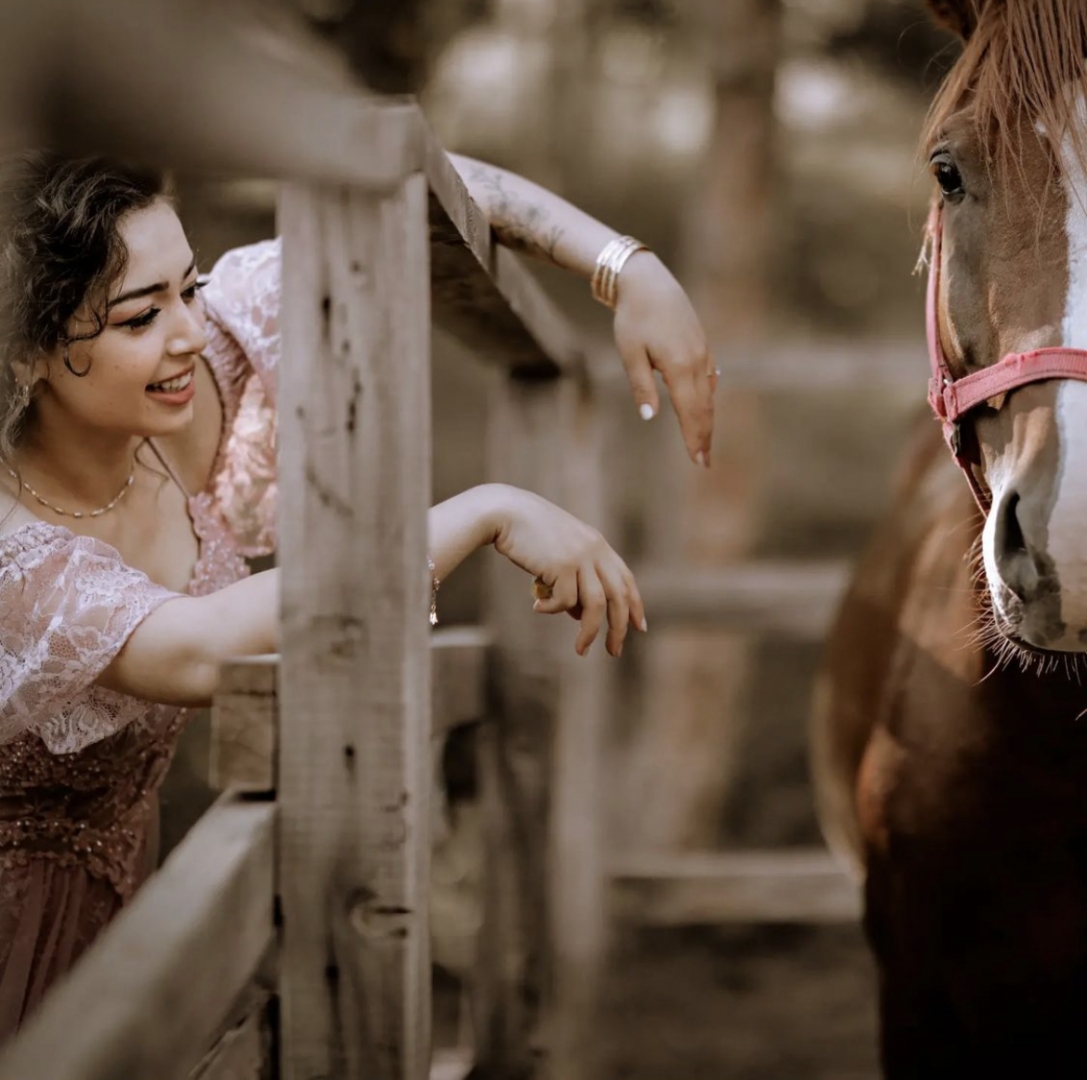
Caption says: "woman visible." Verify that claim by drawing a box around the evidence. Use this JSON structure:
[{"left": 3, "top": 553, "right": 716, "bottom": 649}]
[{"left": 0, "top": 151, "right": 712, "bottom": 1037}]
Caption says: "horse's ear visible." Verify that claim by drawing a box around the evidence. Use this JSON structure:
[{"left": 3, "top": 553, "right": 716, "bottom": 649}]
[{"left": 925, "top": 0, "right": 983, "bottom": 39}]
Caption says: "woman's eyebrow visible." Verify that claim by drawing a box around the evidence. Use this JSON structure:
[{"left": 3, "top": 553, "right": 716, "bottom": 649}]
[{"left": 108, "top": 256, "right": 197, "bottom": 309}]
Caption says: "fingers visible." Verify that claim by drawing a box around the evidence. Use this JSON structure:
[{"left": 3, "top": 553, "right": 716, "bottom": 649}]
[
  {"left": 657, "top": 345, "right": 716, "bottom": 467},
  {"left": 623, "top": 566, "right": 647, "bottom": 635},
  {"left": 573, "top": 570, "right": 607, "bottom": 657},
  {"left": 537, "top": 559, "right": 645, "bottom": 659},
  {"left": 532, "top": 573, "right": 579, "bottom": 616},
  {"left": 616, "top": 332, "right": 661, "bottom": 424},
  {"left": 597, "top": 562, "right": 630, "bottom": 657}
]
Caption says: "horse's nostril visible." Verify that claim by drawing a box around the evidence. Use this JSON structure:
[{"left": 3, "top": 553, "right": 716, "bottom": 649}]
[
  {"left": 1004, "top": 492, "right": 1027, "bottom": 554},
  {"left": 995, "top": 489, "right": 1040, "bottom": 602}
]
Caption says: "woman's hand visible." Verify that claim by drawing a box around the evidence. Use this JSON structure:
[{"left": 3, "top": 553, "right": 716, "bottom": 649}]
[
  {"left": 488, "top": 485, "right": 646, "bottom": 658},
  {"left": 448, "top": 154, "right": 716, "bottom": 468},
  {"left": 613, "top": 251, "right": 717, "bottom": 468}
]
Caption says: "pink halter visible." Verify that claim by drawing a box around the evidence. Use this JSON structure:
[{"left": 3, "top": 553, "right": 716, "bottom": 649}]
[{"left": 926, "top": 204, "right": 1087, "bottom": 510}]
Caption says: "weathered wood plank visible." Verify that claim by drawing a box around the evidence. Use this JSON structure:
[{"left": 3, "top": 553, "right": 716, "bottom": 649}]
[
  {"left": 4, "top": 0, "right": 420, "bottom": 189},
  {"left": 189, "top": 999, "right": 271, "bottom": 1080},
  {"left": 477, "top": 374, "right": 610, "bottom": 1080},
  {"left": 189, "top": 950, "right": 278, "bottom": 1080},
  {"left": 209, "top": 632, "right": 488, "bottom": 796},
  {"left": 711, "top": 339, "right": 925, "bottom": 391},
  {"left": 476, "top": 378, "right": 570, "bottom": 1078},
  {"left": 635, "top": 559, "right": 852, "bottom": 638},
  {"left": 432, "top": 627, "right": 490, "bottom": 737},
  {"left": 0, "top": 795, "right": 275, "bottom": 1080},
  {"left": 422, "top": 128, "right": 586, "bottom": 380},
  {"left": 592, "top": 339, "right": 927, "bottom": 392},
  {"left": 547, "top": 379, "right": 610, "bottom": 1080},
  {"left": 429, "top": 1048, "right": 474, "bottom": 1080},
  {"left": 609, "top": 848, "right": 863, "bottom": 925},
  {"left": 210, "top": 656, "right": 279, "bottom": 794},
  {"left": 277, "top": 176, "right": 432, "bottom": 1080}
]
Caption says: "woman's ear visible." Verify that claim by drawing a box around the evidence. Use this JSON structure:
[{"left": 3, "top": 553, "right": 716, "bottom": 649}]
[
  {"left": 926, "top": 0, "right": 984, "bottom": 39},
  {"left": 12, "top": 354, "right": 45, "bottom": 394}
]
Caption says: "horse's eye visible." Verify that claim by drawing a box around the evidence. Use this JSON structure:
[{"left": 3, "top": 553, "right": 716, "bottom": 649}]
[{"left": 932, "top": 157, "right": 965, "bottom": 200}]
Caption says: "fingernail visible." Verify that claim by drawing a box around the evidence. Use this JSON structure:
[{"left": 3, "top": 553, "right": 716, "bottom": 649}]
[
  {"left": 639, "top": 616, "right": 648, "bottom": 632},
  {"left": 639, "top": 403, "right": 655, "bottom": 421},
  {"left": 695, "top": 451, "right": 706, "bottom": 468}
]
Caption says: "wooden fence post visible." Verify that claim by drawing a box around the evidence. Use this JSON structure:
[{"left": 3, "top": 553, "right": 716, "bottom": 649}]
[
  {"left": 475, "top": 372, "right": 609, "bottom": 1080},
  {"left": 277, "top": 169, "right": 432, "bottom": 1080},
  {"left": 548, "top": 377, "right": 610, "bottom": 1080}
]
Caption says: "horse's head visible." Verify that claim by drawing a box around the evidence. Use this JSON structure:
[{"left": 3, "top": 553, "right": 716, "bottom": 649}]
[{"left": 925, "top": 0, "right": 1087, "bottom": 651}]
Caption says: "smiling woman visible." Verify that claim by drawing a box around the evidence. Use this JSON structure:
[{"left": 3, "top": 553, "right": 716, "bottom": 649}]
[{"left": 0, "top": 145, "right": 708, "bottom": 1040}]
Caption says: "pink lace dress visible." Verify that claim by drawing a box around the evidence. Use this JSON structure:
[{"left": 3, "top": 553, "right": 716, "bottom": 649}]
[{"left": 0, "top": 239, "right": 282, "bottom": 1040}]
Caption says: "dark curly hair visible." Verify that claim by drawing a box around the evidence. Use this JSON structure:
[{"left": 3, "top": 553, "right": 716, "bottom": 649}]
[{"left": 0, "top": 153, "right": 167, "bottom": 466}]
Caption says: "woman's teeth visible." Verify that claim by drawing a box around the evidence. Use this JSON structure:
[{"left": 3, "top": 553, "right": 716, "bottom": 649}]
[{"left": 147, "top": 372, "right": 192, "bottom": 393}]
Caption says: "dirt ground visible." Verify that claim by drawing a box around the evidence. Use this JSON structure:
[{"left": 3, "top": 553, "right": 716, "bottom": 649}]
[{"left": 598, "top": 924, "right": 879, "bottom": 1080}]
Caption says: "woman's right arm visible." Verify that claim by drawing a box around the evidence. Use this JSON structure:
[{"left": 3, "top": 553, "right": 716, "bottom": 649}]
[
  {"left": 95, "top": 569, "right": 279, "bottom": 709},
  {"left": 96, "top": 478, "right": 645, "bottom": 709}
]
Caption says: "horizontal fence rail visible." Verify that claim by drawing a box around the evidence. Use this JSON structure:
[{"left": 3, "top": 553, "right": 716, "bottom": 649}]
[
  {"left": 609, "top": 848, "right": 862, "bottom": 925},
  {"left": 636, "top": 559, "right": 852, "bottom": 638},
  {"left": 0, "top": 795, "right": 275, "bottom": 1080}
]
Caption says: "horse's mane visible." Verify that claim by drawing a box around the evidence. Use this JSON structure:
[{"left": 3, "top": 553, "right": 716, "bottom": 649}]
[{"left": 922, "top": 0, "right": 1087, "bottom": 180}]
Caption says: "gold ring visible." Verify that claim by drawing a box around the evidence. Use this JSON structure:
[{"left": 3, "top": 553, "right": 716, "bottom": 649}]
[{"left": 532, "top": 576, "right": 553, "bottom": 601}]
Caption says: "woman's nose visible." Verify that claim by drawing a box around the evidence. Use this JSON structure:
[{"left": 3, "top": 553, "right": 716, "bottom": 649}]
[{"left": 168, "top": 297, "right": 209, "bottom": 355}]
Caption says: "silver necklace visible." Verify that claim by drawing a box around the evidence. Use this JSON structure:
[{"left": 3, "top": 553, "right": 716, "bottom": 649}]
[{"left": 5, "top": 462, "right": 136, "bottom": 520}]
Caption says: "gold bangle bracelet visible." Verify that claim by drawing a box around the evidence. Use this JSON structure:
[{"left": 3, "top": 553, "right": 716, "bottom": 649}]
[
  {"left": 428, "top": 556, "right": 440, "bottom": 626},
  {"left": 591, "top": 235, "right": 648, "bottom": 309}
]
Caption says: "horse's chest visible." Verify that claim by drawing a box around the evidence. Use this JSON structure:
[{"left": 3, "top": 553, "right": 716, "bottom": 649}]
[{"left": 867, "top": 691, "right": 1087, "bottom": 983}]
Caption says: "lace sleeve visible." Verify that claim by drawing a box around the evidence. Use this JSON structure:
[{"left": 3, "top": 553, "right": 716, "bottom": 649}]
[
  {"left": 202, "top": 239, "right": 281, "bottom": 558},
  {"left": 0, "top": 525, "right": 178, "bottom": 749},
  {"left": 203, "top": 239, "right": 280, "bottom": 409}
]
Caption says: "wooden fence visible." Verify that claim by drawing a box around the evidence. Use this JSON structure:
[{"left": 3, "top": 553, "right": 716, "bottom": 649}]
[
  {"left": 0, "top": 5, "right": 870, "bottom": 1078},
  {"left": 0, "top": 7, "right": 615, "bottom": 1071}
]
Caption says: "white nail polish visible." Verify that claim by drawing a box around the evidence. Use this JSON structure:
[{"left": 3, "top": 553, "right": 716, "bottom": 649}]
[
  {"left": 639, "top": 403, "right": 655, "bottom": 421},
  {"left": 695, "top": 451, "right": 706, "bottom": 468}
]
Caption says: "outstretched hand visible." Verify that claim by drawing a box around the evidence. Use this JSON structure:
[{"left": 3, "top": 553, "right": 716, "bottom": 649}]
[
  {"left": 612, "top": 251, "right": 717, "bottom": 468},
  {"left": 490, "top": 486, "right": 646, "bottom": 658}
]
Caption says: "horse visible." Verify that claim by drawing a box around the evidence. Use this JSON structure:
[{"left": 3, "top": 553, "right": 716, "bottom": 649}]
[{"left": 810, "top": 1, "right": 1087, "bottom": 1075}]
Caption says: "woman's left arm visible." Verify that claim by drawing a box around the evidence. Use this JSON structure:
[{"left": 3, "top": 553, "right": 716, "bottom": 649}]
[{"left": 449, "top": 153, "right": 716, "bottom": 468}]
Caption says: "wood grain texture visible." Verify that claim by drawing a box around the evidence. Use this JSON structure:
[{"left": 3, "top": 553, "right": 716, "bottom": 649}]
[
  {"left": 476, "top": 374, "right": 610, "bottom": 1080},
  {"left": 609, "top": 848, "right": 862, "bottom": 925},
  {"left": 189, "top": 996, "right": 272, "bottom": 1080},
  {"left": 635, "top": 559, "right": 852, "bottom": 637},
  {"left": 0, "top": 796, "right": 274, "bottom": 1080},
  {"left": 210, "top": 656, "right": 279, "bottom": 794},
  {"left": 546, "top": 379, "right": 611, "bottom": 1080},
  {"left": 277, "top": 175, "right": 432, "bottom": 1080},
  {"left": 422, "top": 128, "right": 586, "bottom": 381},
  {"left": 432, "top": 627, "right": 491, "bottom": 737}
]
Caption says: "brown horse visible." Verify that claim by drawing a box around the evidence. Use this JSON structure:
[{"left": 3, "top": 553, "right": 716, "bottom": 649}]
[{"left": 811, "top": 1, "right": 1087, "bottom": 1076}]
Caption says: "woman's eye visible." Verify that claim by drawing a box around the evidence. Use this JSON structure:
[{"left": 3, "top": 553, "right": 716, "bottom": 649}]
[
  {"left": 123, "top": 308, "right": 160, "bottom": 330},
  {"left": 183, "top": 278, "right": 208, "bottom": 303},
  {"left": 932, "top": 157, "right": 965, "bottom": 199}
]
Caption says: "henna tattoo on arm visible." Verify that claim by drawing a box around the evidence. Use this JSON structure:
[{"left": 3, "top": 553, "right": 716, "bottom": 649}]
[{"left": 463, "top": 162, "right": 566, "bottom": 266}]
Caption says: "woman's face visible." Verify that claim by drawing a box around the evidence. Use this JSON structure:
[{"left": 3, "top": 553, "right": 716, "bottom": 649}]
[{"left": 35, "top": 198, "right": 208, "bottom": 438}]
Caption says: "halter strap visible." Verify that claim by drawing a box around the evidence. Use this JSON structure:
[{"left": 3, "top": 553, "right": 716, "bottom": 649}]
[{"left": 925, "top": 204, "right": 1087, "bottom": 510}]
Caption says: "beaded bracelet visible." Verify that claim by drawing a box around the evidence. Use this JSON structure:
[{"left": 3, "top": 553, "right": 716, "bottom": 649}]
[{"left": 591, "top": 235, "right": 649, "bottom": 309}]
